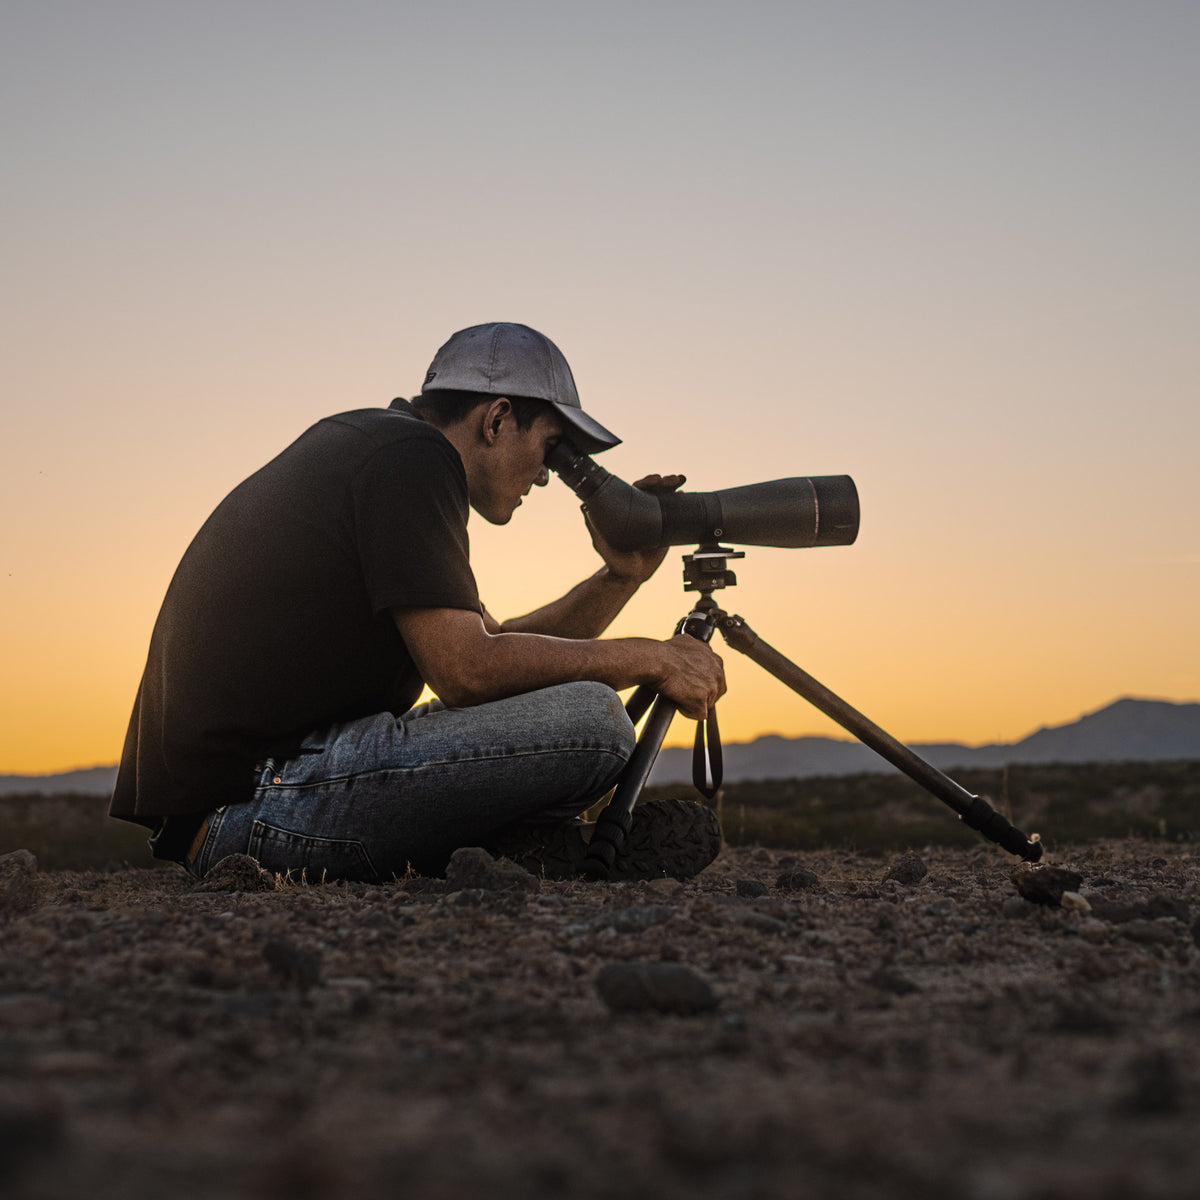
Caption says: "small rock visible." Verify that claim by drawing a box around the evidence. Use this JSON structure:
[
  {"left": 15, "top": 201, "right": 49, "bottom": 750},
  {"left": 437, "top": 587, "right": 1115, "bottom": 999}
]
[
  {"left": 262, "top": 938, "right": 321, "bottom": 991},
  {"left": 867, "top": 966, "right": 921, "bottom": 996},
  {"left": 1077, "top": 918, "right": 1111, "bottom": 943},
  {"left": 595, "top": 962, "right": 718, "bottom": 1015},
  {"left": 397, "top": 875, "right": 445, "bottom": 896},
  {"left": 194, "top": 854, "right": 277, "bottom": 893},
  {"left": 736, "top": 879, "right": 768, "bottom": 898},
  {"left": 578, "top": 904, "right": 673, "bottom": 934},
  {"left": 0, "top": 1087, "right": 65, "bottom": 1179},
  {"left": 34, "top": 1051, "right": 113, "bottom": 1076},
  {"left": 1052, "top": 1002, "right": 1119, "bottom": 1034},
  {"left": 1119, "top": 1049, "right": 1180, "bottom": 1115},
  {"left": 1012, "top": 865, "right": 1084, "bottom": 906},
  {"left": 446, "top": 847, "right": 540, "bottom": 894},
  {"left": 728, "top": 909, "right": 787, "bottom": 935},
  {"left": 644, "top": 877, "right": 684, "bottom": 897},
  {"left": 1091, "top": 895, "right": 1190, "bottom": 924},
  {"left": 0, "top": 995, "right": 64, "bottom": 1030},
  {"left": 1061, "top": 891, "right": 1092, "bottom": 915},
  {"left": 775, "top": 867, "right": 820, "bottom": 892},
  {"left": 1117, "top": 919, "right": 1177, "bottom": 946},
  {"left": 883, "top": 854, "right": 927, "bottom": 886},
  {"left": 0, "top": 850, "right": 39, "bottom": 915}
]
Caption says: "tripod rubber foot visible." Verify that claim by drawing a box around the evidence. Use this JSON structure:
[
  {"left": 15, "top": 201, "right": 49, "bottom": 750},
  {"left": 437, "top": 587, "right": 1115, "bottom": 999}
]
[{"left": 960, "top": 796, "right": 1043, "bottom": 861}]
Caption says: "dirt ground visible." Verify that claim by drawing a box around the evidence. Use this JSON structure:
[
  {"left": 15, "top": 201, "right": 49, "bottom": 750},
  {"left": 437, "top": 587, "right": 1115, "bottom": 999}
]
[{"left": 3, "top": 837, "right": 1200, "bottom": 1200}]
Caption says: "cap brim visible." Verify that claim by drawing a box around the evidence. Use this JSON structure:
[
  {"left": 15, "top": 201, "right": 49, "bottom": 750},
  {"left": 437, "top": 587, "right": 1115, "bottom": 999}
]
[{"left": 554, "top": 404, "right": 621, "bottom": 455}]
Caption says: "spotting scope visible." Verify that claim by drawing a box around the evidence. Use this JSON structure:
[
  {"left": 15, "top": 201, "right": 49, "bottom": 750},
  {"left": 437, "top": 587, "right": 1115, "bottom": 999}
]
[{"left": 545, "top": 442, "right": 860, "bottom": 552}]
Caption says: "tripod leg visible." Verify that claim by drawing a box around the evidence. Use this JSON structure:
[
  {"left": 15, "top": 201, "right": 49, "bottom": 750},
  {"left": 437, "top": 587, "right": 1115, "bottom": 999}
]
[
  {"left": 580, "top": 695, "right": 678, "bottom": 879},
  {"left": 581, "top": 601, "right": 721, "bottom": 879},
  {"left": 718, "top": 615, "right": 1043, "bottom": 862}
]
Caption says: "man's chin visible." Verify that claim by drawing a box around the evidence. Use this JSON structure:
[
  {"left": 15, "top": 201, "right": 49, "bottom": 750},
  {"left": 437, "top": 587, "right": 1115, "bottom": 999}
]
[{"left": 475, "top": 506, "right": 516, "bottom": 527}]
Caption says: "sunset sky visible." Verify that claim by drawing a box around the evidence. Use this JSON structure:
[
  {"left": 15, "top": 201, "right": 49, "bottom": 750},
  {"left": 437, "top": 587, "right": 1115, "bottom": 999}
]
[{"left": 3, "top": 1, "right": 1197, "bottom": 775}]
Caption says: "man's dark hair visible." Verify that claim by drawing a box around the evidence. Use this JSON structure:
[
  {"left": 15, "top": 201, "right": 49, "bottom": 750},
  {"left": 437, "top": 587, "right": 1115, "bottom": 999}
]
[{"left": 409, "top": 390, "right": 550, "bottom": 431}]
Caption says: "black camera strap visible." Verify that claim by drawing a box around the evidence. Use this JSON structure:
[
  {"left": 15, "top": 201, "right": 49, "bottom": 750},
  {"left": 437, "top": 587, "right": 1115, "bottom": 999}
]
[{"left": 691, "top": 705, "right": 723, "bottom": 798}]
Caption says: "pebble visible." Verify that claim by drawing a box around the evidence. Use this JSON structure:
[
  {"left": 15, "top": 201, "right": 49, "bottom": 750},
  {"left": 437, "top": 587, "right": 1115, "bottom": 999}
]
[
  {"left": 1061, "top": 891, "right": 1092, "bottom": 915},
  {"left": 595, "top": 962, "right": 719, "bottom": 1015},
  {"left": 644, "top": 877, "right": 685, "bottom": 897},
  {"left": 1119, "top": 1049, "right": 1180, "bottom": 1115},
  {"left": 1077, "top": 918, "right": 1111, "bottom": 943},
  {"left": 775, "top": 867, "right": 820, "bottom": 892},
  {"left": 34, "top": 1051, "right": 112, "bottom": 1076},
  {"left": 567, "top": 904, "right": 674, "bottom": 934},
  {"left": 1117, "top": 919, "right": 1177, "bottom": 946},
  {"left": 724, "top": 908, "right": 788, "bottom": 935},
  {"left": 0, "top": 993, "right": 64, "bottom": 1029},
  {"left": 0, "top": 1088, "right": 65, "bottom": 1174},
  {"left": 736, "top": 879, "right": 768, "bottom": 898},
  {"left": 1090, "top": 896, "right": 1191, "bottom": 924},
  {"left": 867, "top": 966, "right": 921, "bottom": 995},
  {"left": 883, "top": 854, "right": 928, "bottom": 886},
  {"left": 262, "top": 938, "right": 322, "bottom": 991},
  {"left": 0, "top": 849, "right": 39, "bottom": 915}
]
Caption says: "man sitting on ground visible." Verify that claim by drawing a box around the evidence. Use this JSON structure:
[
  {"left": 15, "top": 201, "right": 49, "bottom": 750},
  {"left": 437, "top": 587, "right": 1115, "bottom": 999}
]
[{"left": 110, "top": 323, "right": 725, "bottom": 882}]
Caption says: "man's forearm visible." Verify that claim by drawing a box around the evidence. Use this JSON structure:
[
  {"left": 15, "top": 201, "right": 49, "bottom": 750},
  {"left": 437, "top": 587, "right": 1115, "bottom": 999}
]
[
  {"left": 498, "top": 567, "right": 643, "bottom": 639},
  {"left": 392, "top": 605, "right": 726, "bottom": 721}
]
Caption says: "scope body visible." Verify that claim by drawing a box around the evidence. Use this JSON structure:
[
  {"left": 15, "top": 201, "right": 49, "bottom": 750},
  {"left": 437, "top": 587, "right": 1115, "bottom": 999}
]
[{"left": 545, "top": 443, "right": 860, "bottom": 552}]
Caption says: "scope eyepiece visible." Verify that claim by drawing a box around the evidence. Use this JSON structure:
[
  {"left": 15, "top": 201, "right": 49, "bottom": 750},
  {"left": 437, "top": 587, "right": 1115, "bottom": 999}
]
[{"left": 545, "top": 442, "right": 860, "bottom": 552}]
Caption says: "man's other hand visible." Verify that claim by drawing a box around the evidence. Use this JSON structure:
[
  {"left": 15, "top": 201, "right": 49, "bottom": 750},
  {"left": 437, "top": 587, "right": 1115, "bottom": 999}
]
[{"left": 585, "top": 473, "right": 686, "bottom": 586}]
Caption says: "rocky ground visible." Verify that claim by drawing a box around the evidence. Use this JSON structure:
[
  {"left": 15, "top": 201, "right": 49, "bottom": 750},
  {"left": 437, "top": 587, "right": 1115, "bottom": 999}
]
[{"left": 3, "top": 837, "right": 1200, "bottom": 1200}]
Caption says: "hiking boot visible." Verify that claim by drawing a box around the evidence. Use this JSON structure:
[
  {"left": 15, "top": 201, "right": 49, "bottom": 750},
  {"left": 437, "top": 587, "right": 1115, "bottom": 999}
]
[{"left": 488, "top": 798, "right": 722, "bottom": 882}]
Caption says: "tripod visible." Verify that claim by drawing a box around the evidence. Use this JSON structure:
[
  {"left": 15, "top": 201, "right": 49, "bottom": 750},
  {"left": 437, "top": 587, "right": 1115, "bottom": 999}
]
[{"left": 580, "top": 545, "right": 1044, "bottom": 879}]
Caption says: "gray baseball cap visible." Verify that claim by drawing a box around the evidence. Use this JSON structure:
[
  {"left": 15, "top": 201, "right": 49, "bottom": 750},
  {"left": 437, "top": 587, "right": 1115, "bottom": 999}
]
[{"left": 421, "top": 323, "right": 621, "bottom": 454}]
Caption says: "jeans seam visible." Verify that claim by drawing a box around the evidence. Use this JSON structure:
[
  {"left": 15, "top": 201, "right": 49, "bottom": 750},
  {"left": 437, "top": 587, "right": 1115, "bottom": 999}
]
[
  {"left": 270, "top": 745, "right": 631, "bottom": 789},
  {"left": 195, "top": 807, "right": 228, "bottom": 876}
]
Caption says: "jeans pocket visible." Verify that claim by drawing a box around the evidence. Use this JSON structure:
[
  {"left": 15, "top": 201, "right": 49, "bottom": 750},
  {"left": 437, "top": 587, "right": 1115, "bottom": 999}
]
[{"left": 248, "top": 819, "right": 379, "bottom": 884}]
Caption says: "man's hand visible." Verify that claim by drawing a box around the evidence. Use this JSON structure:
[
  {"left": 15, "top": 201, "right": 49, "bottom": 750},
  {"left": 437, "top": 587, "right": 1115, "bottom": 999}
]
[
  {"left": 585, "top": 472, "right": 685, "bottom": 586},
  {"left": 653, "top": 633, "right": 726, "bottom": 721}
]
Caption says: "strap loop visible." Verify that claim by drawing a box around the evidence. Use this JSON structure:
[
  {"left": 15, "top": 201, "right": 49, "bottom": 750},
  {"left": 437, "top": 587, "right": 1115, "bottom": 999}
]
[{"left": 691, "top": 705, "right": 723, "bottom": 798}]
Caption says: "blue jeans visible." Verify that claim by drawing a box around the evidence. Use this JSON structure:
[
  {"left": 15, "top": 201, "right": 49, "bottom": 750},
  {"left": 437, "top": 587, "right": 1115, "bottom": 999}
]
[{"left": 185, "top": 681, "right": 635, "bottom": 882}]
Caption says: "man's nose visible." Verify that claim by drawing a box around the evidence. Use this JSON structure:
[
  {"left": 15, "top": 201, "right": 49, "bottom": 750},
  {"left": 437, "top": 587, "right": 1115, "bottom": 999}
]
[{"left": 534, "top": 466, "right": 549, "bottom": 487}]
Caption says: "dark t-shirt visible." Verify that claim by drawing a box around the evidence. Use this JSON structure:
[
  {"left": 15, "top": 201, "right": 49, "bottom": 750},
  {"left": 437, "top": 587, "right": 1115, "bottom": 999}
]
[{"left": 110, "top": 401, "right": 480, "bottom": 826}]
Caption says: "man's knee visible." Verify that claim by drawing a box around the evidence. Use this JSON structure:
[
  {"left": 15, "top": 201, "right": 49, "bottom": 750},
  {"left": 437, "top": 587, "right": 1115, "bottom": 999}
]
[{"left": 553, "top": 681, "right": 636, "bottom": 758}]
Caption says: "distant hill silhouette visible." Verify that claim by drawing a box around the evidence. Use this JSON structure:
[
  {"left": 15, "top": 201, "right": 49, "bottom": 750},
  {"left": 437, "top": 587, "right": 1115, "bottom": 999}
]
[
  {"left": 0, "top": 765, "right": 119, "bottom": 798},
  {"left": 1, "top": 698, "right": 1197, "bottom": 796},
  {"left": 646, "top": 697, "right": 1200, "bottom": 785}
]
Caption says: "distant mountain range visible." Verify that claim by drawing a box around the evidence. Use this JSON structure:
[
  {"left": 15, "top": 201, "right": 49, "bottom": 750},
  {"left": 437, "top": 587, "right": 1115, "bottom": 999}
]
[
  {"left": 648, "top": 697, "right": 1200, "bottom": 785},
  {"left": 1, "top": 698, "right": 1197, "bottom": 798}
]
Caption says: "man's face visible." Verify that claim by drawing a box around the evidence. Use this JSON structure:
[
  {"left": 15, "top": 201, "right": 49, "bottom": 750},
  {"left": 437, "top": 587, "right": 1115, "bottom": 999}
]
[{"left": 473, "top": 406, "right": 564, "bottom": 525}]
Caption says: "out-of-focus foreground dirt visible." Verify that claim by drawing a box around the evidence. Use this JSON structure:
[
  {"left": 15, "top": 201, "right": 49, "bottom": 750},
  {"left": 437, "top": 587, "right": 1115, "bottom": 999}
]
[{"left": 3, "top": 839, "right": 1200, "bottom": 1200}]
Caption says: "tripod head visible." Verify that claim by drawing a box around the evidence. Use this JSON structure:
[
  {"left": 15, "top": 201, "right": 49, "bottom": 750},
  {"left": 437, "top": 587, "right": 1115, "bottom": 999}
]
[{"left": 682, "top": 544, "right": 744, "bottom": 597}]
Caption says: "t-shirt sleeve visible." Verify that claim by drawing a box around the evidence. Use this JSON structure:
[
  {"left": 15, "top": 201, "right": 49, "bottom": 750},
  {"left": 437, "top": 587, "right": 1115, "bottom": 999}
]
[{"left": 351, "top": 434, "right": 481, "bottom": 615}]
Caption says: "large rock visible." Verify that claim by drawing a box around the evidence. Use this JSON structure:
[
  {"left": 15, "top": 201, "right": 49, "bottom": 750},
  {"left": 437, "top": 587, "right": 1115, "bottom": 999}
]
[
  {"left": 1012, "top": 865, "right": 1084, "bottom": 906},
  {"left": 194, "top": 854, "right": 277, "bottom": 893},
  {"left": 595, "top": 962, "right": 718, "bottom": 1015},
  {"left": 446, "top": 847, "right": 539, "bottom": 894}
]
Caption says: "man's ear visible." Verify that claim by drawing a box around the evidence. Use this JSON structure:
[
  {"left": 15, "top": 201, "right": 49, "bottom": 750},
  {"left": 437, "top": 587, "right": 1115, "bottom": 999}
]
[{"left": 480, "top": 397, "right": 512, "bottom": 446}]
